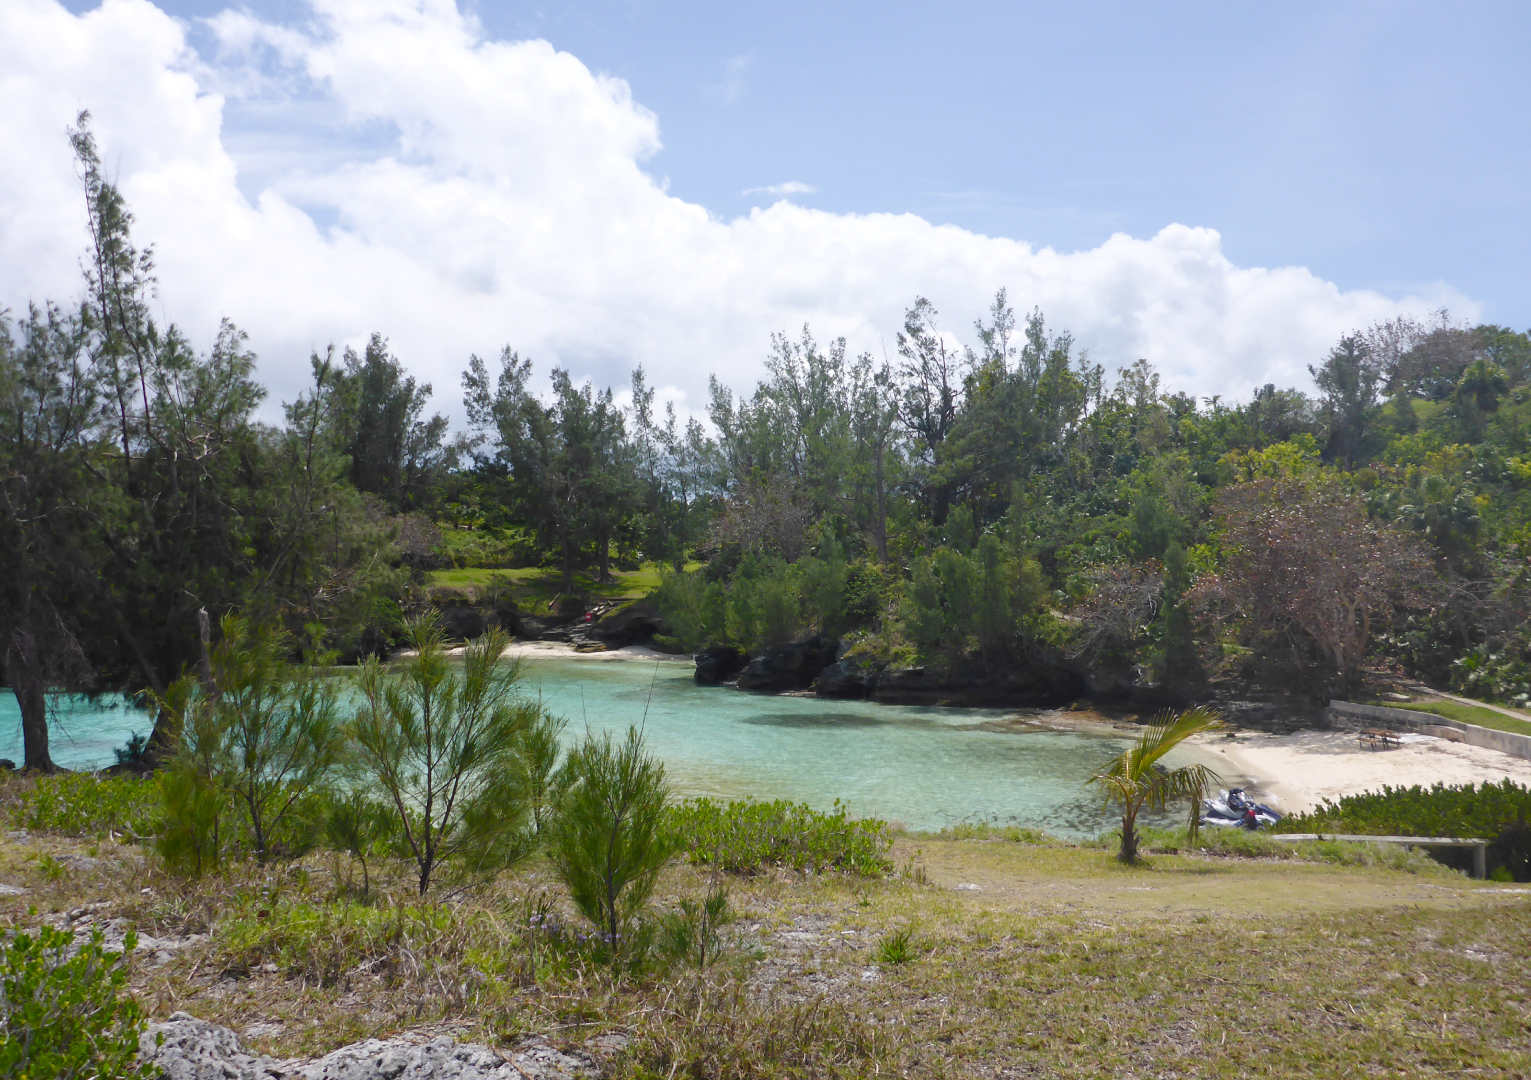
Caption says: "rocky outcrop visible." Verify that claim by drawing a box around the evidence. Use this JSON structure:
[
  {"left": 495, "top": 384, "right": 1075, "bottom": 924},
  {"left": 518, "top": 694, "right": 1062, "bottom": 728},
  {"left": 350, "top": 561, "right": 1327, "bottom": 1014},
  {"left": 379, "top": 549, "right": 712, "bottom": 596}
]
[
  {"left": 735, "top": 636, "right": 838, "bottom": 692},
  {"left": 812, "top": 659, "right": 873, "bottom": 699},
  {"left": 813, "top": 652, "right": 1088, "bottom": 706},
  {"left": 693, "top": 646, "right": 746, "bottom": 685},
  {"left": 139, "top": 1013, "right": 601, "bottom": 1080},
  {"left": 431, "top": 597, "right": 526, "bottom": 642},
  {"left": 589, "top": 598, "right": 664, "bottom": 647}
]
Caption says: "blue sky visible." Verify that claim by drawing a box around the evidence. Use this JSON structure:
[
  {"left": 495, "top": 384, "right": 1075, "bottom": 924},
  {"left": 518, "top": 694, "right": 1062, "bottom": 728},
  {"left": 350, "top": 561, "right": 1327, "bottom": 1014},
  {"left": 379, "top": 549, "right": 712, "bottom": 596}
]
[
  {"left": 140, "top": 0, "right": 1531, "bottom": 323},
  {"left": 8, "top": 0, "right": 1527, "bottom": 414}
]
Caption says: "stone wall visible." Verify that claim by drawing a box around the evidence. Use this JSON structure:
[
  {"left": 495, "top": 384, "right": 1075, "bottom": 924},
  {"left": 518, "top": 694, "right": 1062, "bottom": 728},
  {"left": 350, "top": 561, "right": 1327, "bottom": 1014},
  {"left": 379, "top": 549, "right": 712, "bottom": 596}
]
[{"left": 1328, "top": 700, "right": 1531, "bottom": 763}]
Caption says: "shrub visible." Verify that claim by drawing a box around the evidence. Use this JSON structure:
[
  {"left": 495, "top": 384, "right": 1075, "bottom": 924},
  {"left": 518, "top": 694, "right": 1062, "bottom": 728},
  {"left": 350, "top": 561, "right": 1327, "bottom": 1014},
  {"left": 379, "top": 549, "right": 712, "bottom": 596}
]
[
  {"left": 1275, "top": 780, "right": 1531, "bottom": 880},
  {"left": 351, "top": 616, "right": 543, "bottom": 894},
  {"left": 4, "top": 773, "right": 160, "bottom": 841},
  {"left": 320, "top": 789, "right": 400, "bottom": 897},
  {"left": 659, "top": 884, "right": 733, "bottom": 969},
  {"left": 156, "top": 615, "right": 345, "bottom": 864},
  {"left": 548, "top": 726, "right": 674, "bottom": 965},
  {"left": 156, "top": 768, "right": 227, "bottom": 877},
  {"left": 669, "top": 798, "right": 892, "bottom": 877},
  {"left": 0, "top": 926, "right": 149, "bottom": 1080}
]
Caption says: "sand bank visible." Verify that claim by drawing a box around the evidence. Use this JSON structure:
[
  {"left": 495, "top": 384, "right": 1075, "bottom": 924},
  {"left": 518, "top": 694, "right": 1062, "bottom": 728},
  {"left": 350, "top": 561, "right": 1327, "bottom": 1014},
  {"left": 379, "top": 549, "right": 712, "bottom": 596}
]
[
  {"left": 1191, "top": 730, "right": 1531, "bottom": 814},
  {"left": 502, "top": 641, "right": 689, "bottom": 663}
]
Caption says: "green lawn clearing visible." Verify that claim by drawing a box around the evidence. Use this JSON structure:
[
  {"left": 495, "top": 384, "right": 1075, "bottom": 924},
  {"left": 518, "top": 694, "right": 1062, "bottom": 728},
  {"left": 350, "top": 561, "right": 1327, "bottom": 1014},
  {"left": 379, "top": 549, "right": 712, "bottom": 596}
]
[
  {"left": 1383, "top": 698, "right": 1531, "bottom": 738},
  {"left": 425, "top": 561, "right": 698, "bottom": 613}
]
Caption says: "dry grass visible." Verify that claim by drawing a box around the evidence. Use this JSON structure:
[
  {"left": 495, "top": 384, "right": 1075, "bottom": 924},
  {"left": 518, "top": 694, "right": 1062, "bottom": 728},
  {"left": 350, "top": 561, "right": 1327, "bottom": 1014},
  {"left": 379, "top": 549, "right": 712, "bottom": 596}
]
[{"left": 2, "top": 824, "right": 1529, "bottom": 1078}]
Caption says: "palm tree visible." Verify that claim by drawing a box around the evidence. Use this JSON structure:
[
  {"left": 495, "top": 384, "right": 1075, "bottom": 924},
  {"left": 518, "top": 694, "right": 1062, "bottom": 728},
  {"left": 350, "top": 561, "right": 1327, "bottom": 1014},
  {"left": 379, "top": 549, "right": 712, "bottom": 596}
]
[{"left": 1087, "top": 707, "right": 1223, "bottom": 864}]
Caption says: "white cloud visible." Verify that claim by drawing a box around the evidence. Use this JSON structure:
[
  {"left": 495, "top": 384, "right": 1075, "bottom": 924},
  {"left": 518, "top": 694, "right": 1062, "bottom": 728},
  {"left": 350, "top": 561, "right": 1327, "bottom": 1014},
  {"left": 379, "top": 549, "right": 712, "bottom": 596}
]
[
  {"left": 0, "top": 0, "right": 1472, "bottom": 428},
  {"left": 743, "top": 181, "right": 818, "bottom": 197}
]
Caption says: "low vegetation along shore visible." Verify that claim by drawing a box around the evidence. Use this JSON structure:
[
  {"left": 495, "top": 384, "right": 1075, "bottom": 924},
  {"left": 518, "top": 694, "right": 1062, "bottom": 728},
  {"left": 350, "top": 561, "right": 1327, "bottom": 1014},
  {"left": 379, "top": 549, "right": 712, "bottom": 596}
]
[
  {"left": 4, "top": 695, "right": 1531, "bottom": 1077},
  {"left": 4, "top": 768, "right": 1530, "bottom": 1078}
]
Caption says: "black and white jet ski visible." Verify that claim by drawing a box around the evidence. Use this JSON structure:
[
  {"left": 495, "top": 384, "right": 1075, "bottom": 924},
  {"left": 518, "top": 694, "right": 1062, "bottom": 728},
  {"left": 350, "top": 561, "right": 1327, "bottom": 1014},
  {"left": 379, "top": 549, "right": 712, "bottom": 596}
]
[{"left": 1200, "top": 787, "right": 1281, "bottom": 830}]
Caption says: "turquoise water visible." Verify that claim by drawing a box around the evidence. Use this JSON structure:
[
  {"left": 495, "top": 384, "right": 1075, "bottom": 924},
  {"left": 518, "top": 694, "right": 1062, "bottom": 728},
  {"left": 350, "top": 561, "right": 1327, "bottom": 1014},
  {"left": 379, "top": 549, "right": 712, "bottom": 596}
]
[
  {"left": 2, "top": 652, "right": 1196, "bottom": 836},
  {"left": 0, "top": 692, "right": 152, "bottom": 771},
  {"left": 520, "top": 654, "right": 1178, "bottom": 837}
]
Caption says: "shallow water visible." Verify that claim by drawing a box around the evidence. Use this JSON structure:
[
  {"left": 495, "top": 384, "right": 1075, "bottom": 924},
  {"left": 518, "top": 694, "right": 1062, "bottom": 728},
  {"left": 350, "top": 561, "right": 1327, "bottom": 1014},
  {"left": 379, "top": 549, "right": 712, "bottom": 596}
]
[
  {"left": 0, "top": 692, "right": 151, "bottom": 772},
  {"left": 2, "top": 652, "right": 1201, "bottom": 837},
  {"left": 519, "top": 654, "right": 1185, "bottom": 837}
]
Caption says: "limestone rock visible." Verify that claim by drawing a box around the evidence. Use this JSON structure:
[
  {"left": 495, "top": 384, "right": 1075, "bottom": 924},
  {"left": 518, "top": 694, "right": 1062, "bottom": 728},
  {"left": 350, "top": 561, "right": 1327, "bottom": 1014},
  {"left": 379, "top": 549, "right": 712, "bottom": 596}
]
[
  {"left": 813, "top": 659, "right": 872, "bottom": 699},
  {"left": 140, "top": 1013, "right": 292, "bottom": 1080},
  {"left": 734, "top": 636, "right": 837, "bottom": 692},
  {"left": 140, "top": 1015, "right": 600, "bottom": 1080},
  {"left": 693, "top": 645, "right": 745, "bottom": 685}
]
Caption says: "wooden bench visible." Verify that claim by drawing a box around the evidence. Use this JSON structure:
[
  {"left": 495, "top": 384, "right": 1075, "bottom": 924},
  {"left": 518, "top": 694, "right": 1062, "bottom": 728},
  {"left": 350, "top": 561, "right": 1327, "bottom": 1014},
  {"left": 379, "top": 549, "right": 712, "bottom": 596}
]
[
  {"left": 1358, "top": 728, "right": 1401, "bottom": 750},
  {"left": 1270, "top": 833, "right": 1489, "bottom": 879}
]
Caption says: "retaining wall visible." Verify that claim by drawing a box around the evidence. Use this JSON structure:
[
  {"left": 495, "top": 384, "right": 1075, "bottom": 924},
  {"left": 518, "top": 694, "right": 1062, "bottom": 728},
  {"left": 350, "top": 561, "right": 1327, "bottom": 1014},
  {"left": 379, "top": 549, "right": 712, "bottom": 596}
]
[{"left": 1328, "top": 700, "right": 1531, "bottom": 763}]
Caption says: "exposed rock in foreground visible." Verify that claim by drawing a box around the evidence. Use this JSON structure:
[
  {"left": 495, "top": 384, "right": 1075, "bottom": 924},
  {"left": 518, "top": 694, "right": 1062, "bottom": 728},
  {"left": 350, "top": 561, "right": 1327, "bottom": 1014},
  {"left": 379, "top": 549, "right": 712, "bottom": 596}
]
[{"left": 141, "top": 1013, "right": 602, "bottom": 1080}]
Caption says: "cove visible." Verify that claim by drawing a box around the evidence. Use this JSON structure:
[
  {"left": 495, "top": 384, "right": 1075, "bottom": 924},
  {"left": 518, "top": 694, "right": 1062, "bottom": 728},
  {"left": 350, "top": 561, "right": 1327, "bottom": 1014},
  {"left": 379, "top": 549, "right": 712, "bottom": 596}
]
[
  {"left": 520, "top": 651, "right": 1196, "bottom": 837},
  {"left": 2, "top": 650, "right": 1207, "bottom": 838}
]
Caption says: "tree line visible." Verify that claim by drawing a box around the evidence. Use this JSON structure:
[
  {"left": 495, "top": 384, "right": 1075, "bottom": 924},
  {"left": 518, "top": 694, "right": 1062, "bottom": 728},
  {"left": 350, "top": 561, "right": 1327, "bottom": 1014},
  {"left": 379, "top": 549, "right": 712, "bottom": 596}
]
[{"left": 6, "top": 117, "right": 1531, "bottom": 773}]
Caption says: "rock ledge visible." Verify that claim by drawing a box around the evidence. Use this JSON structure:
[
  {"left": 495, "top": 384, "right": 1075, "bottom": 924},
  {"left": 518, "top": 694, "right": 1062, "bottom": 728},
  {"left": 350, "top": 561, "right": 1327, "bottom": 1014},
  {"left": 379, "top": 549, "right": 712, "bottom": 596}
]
[{"left": 141, "top": 1013, "right": 601, "bottom": 1080}]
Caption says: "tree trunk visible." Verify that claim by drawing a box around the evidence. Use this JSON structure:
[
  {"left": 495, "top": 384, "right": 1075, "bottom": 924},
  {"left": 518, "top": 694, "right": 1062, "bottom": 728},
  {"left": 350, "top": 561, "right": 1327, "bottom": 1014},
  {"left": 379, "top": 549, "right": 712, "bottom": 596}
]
[
  {"left": 598, "top": 528, "right": 612, "bottom": 583},
  {"left": 1118, "top": 810, "right": 1139, "bottom": 864},
  {"left": 7, "top": 630, "right": 56, "bottom": 773}
]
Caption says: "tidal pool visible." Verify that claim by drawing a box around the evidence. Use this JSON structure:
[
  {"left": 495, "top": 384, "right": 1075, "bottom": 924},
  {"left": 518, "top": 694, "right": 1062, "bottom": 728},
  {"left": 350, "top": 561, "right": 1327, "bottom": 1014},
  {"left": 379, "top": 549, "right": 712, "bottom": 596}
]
[{"left": 2, "top": 650, "right": 1208, "bottom": 837}]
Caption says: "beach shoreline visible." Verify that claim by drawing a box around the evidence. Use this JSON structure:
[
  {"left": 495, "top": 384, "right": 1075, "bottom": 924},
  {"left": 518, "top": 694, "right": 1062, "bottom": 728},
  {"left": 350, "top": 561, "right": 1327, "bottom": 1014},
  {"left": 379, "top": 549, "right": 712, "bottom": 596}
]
[
  {"left": 467, "top": 641, "right": 1531, "bottom": 813},
  {"left": 1190, "top": 729, "right": 1531, "bottom": 814}
]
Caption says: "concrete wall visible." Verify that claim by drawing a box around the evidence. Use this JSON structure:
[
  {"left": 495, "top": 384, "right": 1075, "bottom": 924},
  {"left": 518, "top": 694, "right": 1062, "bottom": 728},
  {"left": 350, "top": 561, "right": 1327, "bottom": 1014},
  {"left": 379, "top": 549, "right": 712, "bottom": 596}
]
[{"left": 1328, "top": 700, "right": 1531, "bottom": 763}]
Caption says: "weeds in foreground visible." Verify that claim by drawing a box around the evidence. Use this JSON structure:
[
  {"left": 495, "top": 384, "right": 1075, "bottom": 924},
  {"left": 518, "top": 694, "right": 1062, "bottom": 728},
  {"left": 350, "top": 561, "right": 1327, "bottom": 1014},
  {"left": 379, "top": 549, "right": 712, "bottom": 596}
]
[
  {"left": 0, "top": 927, "right": 147, "bottom": 1080},
  {"left": 876, "top": 926, "right": 919, "bottom": 965},
  {"left": 669, "top": 798, "right": 893, "bottom": 876}
]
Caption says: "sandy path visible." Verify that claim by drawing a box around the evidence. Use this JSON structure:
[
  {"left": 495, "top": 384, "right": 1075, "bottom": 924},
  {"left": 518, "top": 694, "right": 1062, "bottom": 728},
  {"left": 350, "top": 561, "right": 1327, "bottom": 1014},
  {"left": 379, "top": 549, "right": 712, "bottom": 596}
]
[{"left": 1191, "top": 730, "right": 1531, "bottom": 813}]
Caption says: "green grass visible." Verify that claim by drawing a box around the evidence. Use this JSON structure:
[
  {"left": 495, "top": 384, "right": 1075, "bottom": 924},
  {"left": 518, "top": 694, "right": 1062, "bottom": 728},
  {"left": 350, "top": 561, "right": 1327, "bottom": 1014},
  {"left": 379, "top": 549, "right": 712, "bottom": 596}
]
[
  {"left": 4, "top": 816, "right": 1529, "bottom": 1077},
  {"left": 426, "top": 561, "right": 701, "bottom": 614},
  {"left": 1382, "top": 698, "right": 1531, "bottom": 737}
]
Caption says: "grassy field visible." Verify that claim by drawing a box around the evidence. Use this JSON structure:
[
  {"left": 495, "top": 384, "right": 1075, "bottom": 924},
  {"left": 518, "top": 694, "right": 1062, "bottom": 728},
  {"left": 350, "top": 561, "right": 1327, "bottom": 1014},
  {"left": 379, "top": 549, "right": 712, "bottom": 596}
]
[
  {"left": 1384, "top": 698, "right": 1531, "bottom": 738},
  {"left": 425, "top": 562, "right": 694, "bottom": 612},
  {"left": 3, "top": 823, "right": 1527, "bottom": 1077}
]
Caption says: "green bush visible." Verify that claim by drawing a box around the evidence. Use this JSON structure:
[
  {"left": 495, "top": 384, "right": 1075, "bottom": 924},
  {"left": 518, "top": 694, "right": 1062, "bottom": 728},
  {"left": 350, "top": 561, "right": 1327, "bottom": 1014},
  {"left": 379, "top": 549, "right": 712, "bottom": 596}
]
[
  {"left": 1133, "top": 826, "right": 1449, "bottom": 872},
  {"left": 669, "top": 798, "right": 892, "bottom": 877},
  {"left": 156, "top": 767, "right": 227, "bottom": 878},
  {"left": 0, "top": 926, "right": 150, "bottom": 1080},
  {"left": 5, "top": 774, "right": 161, "bottom": 841},
  {"left": 1275, "top": 779, "right": 1531, "bottom": 838},
  {"left": 548, "top": 726, "right": 674, "bottom": 966},
  {"left": 659, "top": 884, "right": 733, "bottom": 969},
  {"left": 1274, "top": 780, "right": 1531, "bottom": 880}
]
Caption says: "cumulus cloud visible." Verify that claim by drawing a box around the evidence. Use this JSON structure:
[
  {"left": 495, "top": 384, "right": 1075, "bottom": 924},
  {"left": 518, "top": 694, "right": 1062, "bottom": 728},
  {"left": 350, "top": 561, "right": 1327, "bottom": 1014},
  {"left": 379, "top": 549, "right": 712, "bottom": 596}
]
[
  {"left": 0, "top": 0, "right": 1472, "bottom": 426},
  {"left": 743, "top": 181, "right": 818, "bottom": 197}
]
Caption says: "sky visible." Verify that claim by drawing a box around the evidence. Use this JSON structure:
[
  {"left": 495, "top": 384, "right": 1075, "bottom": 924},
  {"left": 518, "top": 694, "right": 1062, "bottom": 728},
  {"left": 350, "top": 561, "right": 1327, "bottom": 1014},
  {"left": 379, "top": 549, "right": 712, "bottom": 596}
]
[{"left": 2, "top": 0, "right": 1527, "bottom": 424}]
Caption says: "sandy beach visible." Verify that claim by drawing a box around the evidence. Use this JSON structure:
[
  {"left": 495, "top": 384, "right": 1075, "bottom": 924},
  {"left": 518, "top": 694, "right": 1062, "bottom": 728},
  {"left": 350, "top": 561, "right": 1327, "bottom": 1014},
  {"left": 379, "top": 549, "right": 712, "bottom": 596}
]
[
  {"left": 438, "top": 640, "right": 1531, "bottom": 814},
  {"left": 497, "top": 640, "right": 690, "bottom": 663},
  {"left": 1191, "top": 730, "right": 1531, "bottom": 814}
]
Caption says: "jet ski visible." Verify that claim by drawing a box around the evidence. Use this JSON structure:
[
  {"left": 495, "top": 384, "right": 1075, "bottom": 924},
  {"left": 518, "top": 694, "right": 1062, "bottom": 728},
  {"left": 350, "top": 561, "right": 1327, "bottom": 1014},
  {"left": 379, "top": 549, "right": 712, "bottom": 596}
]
[{"left": 1200, "top": 787, "right": 1281, "bottom": 830}]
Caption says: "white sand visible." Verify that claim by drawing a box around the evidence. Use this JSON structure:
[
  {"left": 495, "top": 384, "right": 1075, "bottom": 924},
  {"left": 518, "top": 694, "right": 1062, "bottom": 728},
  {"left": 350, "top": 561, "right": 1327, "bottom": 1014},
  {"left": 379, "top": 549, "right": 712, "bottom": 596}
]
[
  {"left": 1191, "top": 730, "right": 1531, "bottom": 814},
  {"left": 498, "top": 641, "right": 689, "bottom": 663}
]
